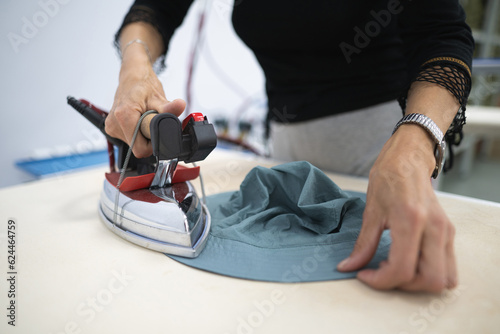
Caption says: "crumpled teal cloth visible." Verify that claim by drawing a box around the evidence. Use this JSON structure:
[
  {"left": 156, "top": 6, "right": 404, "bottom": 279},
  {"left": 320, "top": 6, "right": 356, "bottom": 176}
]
[{"left": 169, "top": 161, "right": 391, "bottom": 282}]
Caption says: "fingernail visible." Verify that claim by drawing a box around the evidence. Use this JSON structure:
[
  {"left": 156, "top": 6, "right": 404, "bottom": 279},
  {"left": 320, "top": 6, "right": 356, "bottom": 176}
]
[
  {"left": 338, "top": 258, "right": 350, "bottom": 270},
  {"left": 357, "top": 270, "right": 370, "bottom": 282}
]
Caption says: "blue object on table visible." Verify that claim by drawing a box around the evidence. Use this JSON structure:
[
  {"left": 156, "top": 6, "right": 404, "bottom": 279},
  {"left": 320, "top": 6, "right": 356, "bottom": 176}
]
[{"left": 15, "top": 149, "right": 108, "bottom": 177}]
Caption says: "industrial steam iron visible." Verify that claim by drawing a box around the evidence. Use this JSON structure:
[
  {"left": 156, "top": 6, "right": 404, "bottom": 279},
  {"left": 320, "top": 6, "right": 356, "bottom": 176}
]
[{"left": 67, "top": 96, "right": 217, "bottom": 258}]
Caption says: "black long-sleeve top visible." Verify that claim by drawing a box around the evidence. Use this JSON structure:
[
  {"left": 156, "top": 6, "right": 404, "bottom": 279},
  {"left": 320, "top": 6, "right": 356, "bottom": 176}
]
[{"left": 116, "top": 0, "right": 474, "bottom": 146}]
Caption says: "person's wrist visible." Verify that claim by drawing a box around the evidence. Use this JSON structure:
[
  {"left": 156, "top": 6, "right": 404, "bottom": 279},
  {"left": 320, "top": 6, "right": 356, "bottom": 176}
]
[
  {"left": 121, "top": 39, "right": 152, "bottom": 61},
  {"left": 390, "top": 124, "right": 436, "bottom": 177},
  {"left": 119, "top": 50, "right": 155, "bottom": 82},
  {"left": 393, "top": 112, "right": 448, "bottom": 179},
  {"left": 121, "top": 43, "right": 153, "bottom": 69}
]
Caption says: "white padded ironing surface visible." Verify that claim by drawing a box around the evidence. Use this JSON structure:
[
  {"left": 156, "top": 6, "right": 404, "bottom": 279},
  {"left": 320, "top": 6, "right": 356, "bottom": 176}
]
[{"left": 0, "top": 149, "right": 499, "bottom": 333}]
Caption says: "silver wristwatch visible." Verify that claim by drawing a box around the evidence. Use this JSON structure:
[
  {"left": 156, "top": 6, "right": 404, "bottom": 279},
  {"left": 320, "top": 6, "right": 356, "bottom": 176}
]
[{"left": 392, "top": 113, "right": 446, "bottom": 179}]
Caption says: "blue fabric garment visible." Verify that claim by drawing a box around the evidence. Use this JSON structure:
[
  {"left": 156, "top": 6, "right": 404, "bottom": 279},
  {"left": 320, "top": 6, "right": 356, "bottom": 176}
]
[{"left": 169, "top": 161, "right": 391, "bottom": 282}]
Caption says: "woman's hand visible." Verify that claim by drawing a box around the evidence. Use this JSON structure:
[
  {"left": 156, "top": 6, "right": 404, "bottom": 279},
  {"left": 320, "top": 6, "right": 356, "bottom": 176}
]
[
  {"left": 105, "top": 22, "right": 186, "bottom": 158},
  {"left": 338, "top": 125, "right": 457, "bottom": 292},
  {"left": 105, "top": 53, "right": 185, "bottom": 158}
]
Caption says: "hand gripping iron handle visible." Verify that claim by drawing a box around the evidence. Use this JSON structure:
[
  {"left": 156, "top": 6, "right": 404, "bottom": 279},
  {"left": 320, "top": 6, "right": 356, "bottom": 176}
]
[{"left": 67, "top": 96, "right": 217, "bottom": 164}]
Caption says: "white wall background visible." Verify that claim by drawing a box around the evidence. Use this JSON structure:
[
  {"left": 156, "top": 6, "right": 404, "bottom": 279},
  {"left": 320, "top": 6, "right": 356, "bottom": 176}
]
[{"left": 0, "top": 0, "right": 266, "bottom": 188}]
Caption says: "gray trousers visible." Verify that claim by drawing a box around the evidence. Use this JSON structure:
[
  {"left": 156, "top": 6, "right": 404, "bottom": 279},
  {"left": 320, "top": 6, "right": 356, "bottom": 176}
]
[{"left": 270, "top": 100, "right": 402, "bottom": 177}]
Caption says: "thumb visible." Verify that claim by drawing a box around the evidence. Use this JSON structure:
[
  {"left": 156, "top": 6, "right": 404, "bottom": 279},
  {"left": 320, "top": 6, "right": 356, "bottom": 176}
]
[
  {"left": 337, "top": 213, "right": 384, "bottom": 272},
  {"left": 158, "top": 98, "right": 186, "bottom": 117}
]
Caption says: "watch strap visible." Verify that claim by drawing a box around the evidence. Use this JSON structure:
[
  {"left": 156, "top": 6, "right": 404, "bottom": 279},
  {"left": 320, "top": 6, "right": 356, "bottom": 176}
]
[{"left": 392, "top": 113, "right": 446, "bottom": 179}]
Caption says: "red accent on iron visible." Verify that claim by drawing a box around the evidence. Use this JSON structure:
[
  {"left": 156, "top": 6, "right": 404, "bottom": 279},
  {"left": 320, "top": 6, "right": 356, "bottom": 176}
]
[
  {"left": 79, "top": 99, "right": 109, "bottom": 117},
  {"left": 105, "top": 173, "right": 155, "bottom": 192},
  {"left": 182, "top": 113, "right": 205, "bottom": 130},
  {"left": 105, "top": 165, "right": 200, "bottom": 192},
  {"left": 173, "top": 165, "right": 200, "bottom": 183}
]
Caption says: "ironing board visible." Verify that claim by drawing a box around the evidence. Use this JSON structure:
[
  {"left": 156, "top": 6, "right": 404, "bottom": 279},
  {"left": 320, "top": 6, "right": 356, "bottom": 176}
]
[{"left": 0, "top": 149, "right": 499, "bottom": 333}]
